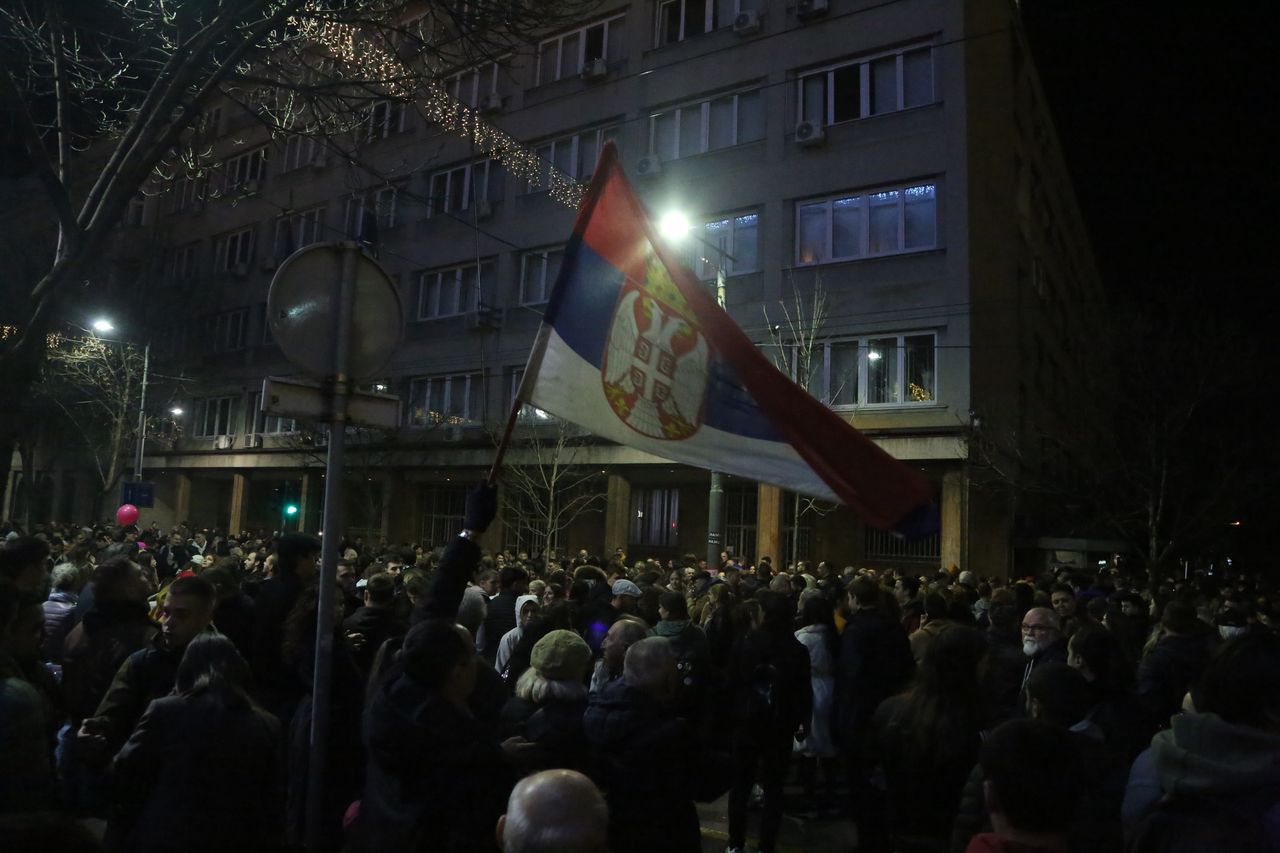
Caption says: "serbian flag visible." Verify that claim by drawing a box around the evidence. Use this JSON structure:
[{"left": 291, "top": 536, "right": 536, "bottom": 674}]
[{"left": 515, "top": 143, "right": 936, "bottom": 534}]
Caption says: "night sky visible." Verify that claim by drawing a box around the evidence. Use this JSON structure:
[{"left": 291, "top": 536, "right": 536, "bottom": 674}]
[{"left": 1022, "top": 1, "right": 1278, "bottom": 565}]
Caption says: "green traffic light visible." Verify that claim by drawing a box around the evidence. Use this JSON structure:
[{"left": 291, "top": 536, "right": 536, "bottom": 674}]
[{"left": 285, "top": 504, "right": 299, "bottom": 516}]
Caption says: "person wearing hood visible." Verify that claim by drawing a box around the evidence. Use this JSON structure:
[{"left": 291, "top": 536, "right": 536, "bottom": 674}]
[
  {"left": 495, "top": 594, "right": 541, "bottom": 678},
  {"left": 1123, "top": 631, "right": 1280, "bottom": 852}
]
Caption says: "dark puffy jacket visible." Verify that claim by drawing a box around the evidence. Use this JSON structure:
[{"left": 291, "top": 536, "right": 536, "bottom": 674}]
[
  {"left": 42, "top": 591, "right": 80, "bottom": 664},
  {"left": 89, "top": 637, "right": 184, "bottom": 756},
  {"left": 1136, "top": 631, "right": 1217, "bottom": 727},
  {"left": 582, "top": 679, "right": 701, "bottom": 853},
  {"left": 498, "top": 694, "right": 589, "bottom": 773},
  {"left": 836, "top": 608, "right": 914, "bottom": 748},
  {"left": 111, "top": 691, "right": 281, "bottom": 853},
  {"left": 358, "top": 673, "right": 511, "bottom": 853}
]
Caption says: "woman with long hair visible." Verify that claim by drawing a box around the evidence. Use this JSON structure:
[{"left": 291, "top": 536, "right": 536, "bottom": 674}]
[
  {"left": 870, "top": 625, "right": 988, "bottom": 853},
  {"left": 110, "top": 635, "right": 281, "bottom": 853}
]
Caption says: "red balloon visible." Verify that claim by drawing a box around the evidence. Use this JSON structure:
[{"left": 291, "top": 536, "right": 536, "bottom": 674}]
[{"left": 116, "top": 504, "right": 140, "bottom": 526}]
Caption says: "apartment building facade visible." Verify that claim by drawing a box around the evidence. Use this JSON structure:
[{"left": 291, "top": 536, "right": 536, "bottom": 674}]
[{"left": 4, "top": 0, "right": 1106, "bottom": 575}]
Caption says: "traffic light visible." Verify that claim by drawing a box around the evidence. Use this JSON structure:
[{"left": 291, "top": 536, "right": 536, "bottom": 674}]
[{"left": 285, "top": 504, "right": 299, "bottom": 516}]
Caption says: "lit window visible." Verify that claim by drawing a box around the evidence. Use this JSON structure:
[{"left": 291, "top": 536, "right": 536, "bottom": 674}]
[
  {"left": 808, "top": 333, "right": 937, "bottom": 408},
  {"left": 407, "top": 373, "right": 484, "bottom": 425},
  {"left": 520, "top": 247, "right": 565, "bottom": 305},
  {"left": 796, "top": 182, "right": 937, "bottom": 265}
]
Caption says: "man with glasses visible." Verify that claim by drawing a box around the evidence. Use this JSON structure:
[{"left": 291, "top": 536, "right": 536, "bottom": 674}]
[{"left": 1020, "top": 607, "right": 1067, "bottom": 694}]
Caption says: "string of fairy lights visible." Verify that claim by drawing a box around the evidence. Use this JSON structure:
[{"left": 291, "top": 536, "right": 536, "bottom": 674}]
[{"left": 294, "top": 13, "right": 586, "bottom": 209}]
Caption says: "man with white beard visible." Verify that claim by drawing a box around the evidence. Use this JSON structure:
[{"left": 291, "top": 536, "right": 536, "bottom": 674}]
[{"left": 1019, "top": 606, "right": 1067, "bottom": 694}]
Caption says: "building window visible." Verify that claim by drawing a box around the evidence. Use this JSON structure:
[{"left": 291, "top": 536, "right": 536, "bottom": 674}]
[
  {"left": 273, "top": 207, "right": 324, "bottom": 261},
  {"left": 526, "top": 125, "right": 620, "bottom": 193},
  {"left": 507, "top": 368, "right": 555, "bottom": 423},
  {"left": 536, "top": 14, "right": 626, "bottom": 84},
  {"left": 419, "top": 485, "right": 467, "bottom": 548},
  {"left": 224, "top": 145, "right": 268, "bottom": 192},
  {"left": 724, "top": 484, "right": 757, "bottom": 562},
  {"left": 656, "top": 0, "right": 739, "bottom": 46},
  {"left": 345, "top": 186, "right": 399, "bottom": 237},
  {"left": 519, "top": 247, "right": 564, "bottom": 305},
  {"left": 360, "top": 99, "right": 406, "bottom": 142},
  {"left": 210, "top": 308, "right": 249, "bottom": 353},
  {"left": 689, "top": 210, "right": 759, "bottom": 279},
  {"left": 283, "top": 134, "right": 322, "bottom": 171},
  {"left": 407, "top": 373, "right": 483, "bottom": 426},
  {"left": 798, "top": 45, "right": 934, "bottom": 126},
  {"left": 630, "top": 487, "right": 680, "bottom": 547},
  {"left": 649, "top": 88, "right": 764, "bottom": 160},
  {"left": 446, "top": 60, "right": 506, "bottom": 107},
  {"left": 170, "top": 243, "right": 199, "bottom": 283},
  {"left": 193, "top": 395, "right": 239, "bottom": 437},
  {"left": 865, "top": 525, "right": 940, "bottom": 561},
  {"left": 417, "top": 259, "right": 493, "bottom": 320},
  {"left": 428, "top": 160, "right": 505, "bottom": 216},
  {"left": 215, "top": 227, "right": 254, "bottom": 273},
  {"left": 167, "top": 176, "right": 203, "bottom": 213},
  {"left": 808, "top": 333, "right": 937, "bottom": 408},
  {"left": 796, "top": 182, "right": 937, "bottom": 265}
]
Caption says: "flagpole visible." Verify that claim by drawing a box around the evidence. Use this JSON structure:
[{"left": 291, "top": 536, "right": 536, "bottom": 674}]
[
  {"left": 487, "top": 397, "right": 522, "bottom": 485},
  {"left": 707, "top": 267, "right": 727, "bottom": 571}
]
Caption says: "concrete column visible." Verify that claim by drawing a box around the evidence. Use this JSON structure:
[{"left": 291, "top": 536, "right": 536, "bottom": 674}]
[
  {"left": 940, "top": 468, "right": 965, "bottom": 571},
  {"left": 175, "top": 473, "right": 192, "bottom": 525},
  {"left": 603, "top": 473, "right": 631, "bottom": 556},
  {"left": 298, "top": 473, "right": 311, "bottom": 533},
  {"left": 228, "top": 473, "right": 248, "bottom": 535},
  {"left": 755, "top": 483, "right": 782, "bottom": 566}
]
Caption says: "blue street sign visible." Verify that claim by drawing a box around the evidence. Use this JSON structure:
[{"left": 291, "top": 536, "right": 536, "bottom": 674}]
[{"left": 122, "top": 481, "right": 155, "bottom": 508}]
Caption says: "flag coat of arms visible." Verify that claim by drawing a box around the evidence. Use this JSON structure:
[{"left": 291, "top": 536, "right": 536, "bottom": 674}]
[{"left": 516, "top": 143, "right": 936, "bottom": 535}]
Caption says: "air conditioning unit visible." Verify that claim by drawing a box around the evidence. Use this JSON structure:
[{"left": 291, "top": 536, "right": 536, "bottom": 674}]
[
  {"left": 797, "top": 0, "right": 830, "bottom": 19},
  {"left": 232, "top": 262, "right": 251, "bottom": 278},
  {"left": 580, "top": 57, "right": 609, "bottom": 81},
  {"left": 242, "top": 178, "right": 260, "bottom": 194},
  {"left": 480, "top": 92, "right": 504, "bottom": 113},
  {"left": 213, "top": 435, "right": 235, "bottom": 450},
  {"left": 635, "top": 155, "right": 663, "bottom": 178},
  {"left": 442, "top": 424, "right": 465, "bottom": 442},
  {"left": 794, "top": 119, "right": 826, "bottom": 147},
  {"left": 474, "top": 199, "right": 494, "bottom": 221},
  {"left": 244, "top": 433, "right": 264, "bottom": 448},
  {"left": 733, "top": 10, "right": 762, "bottom": 35}
]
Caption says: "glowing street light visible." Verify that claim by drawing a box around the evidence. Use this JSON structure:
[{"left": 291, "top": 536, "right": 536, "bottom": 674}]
[
  {"left": 91, "top": 317, "right": 115, "bottom": 334},
  {"left": 658, "top": 210, "right": 692, "bottom": 243},
  {"left": 169, "top": 406, "right": 184, "bottom": 417}
]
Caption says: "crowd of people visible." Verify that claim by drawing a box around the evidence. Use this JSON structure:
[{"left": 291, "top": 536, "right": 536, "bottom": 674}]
[{"left": 1, "top": 484, "right": 1278, "bottom": 853}]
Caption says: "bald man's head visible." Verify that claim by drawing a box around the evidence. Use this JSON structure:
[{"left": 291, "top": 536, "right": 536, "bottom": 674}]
[{"left": 496, "top": 769, "right": 607, "bottom": 853}]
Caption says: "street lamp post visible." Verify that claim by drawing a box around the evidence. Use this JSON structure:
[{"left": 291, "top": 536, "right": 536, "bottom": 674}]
[
  {"left": 91, "top": 317, "right": 152, "bottom": 483},
  {"left": 658, "top": 212, "right": 733, "bottom": 571}
]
